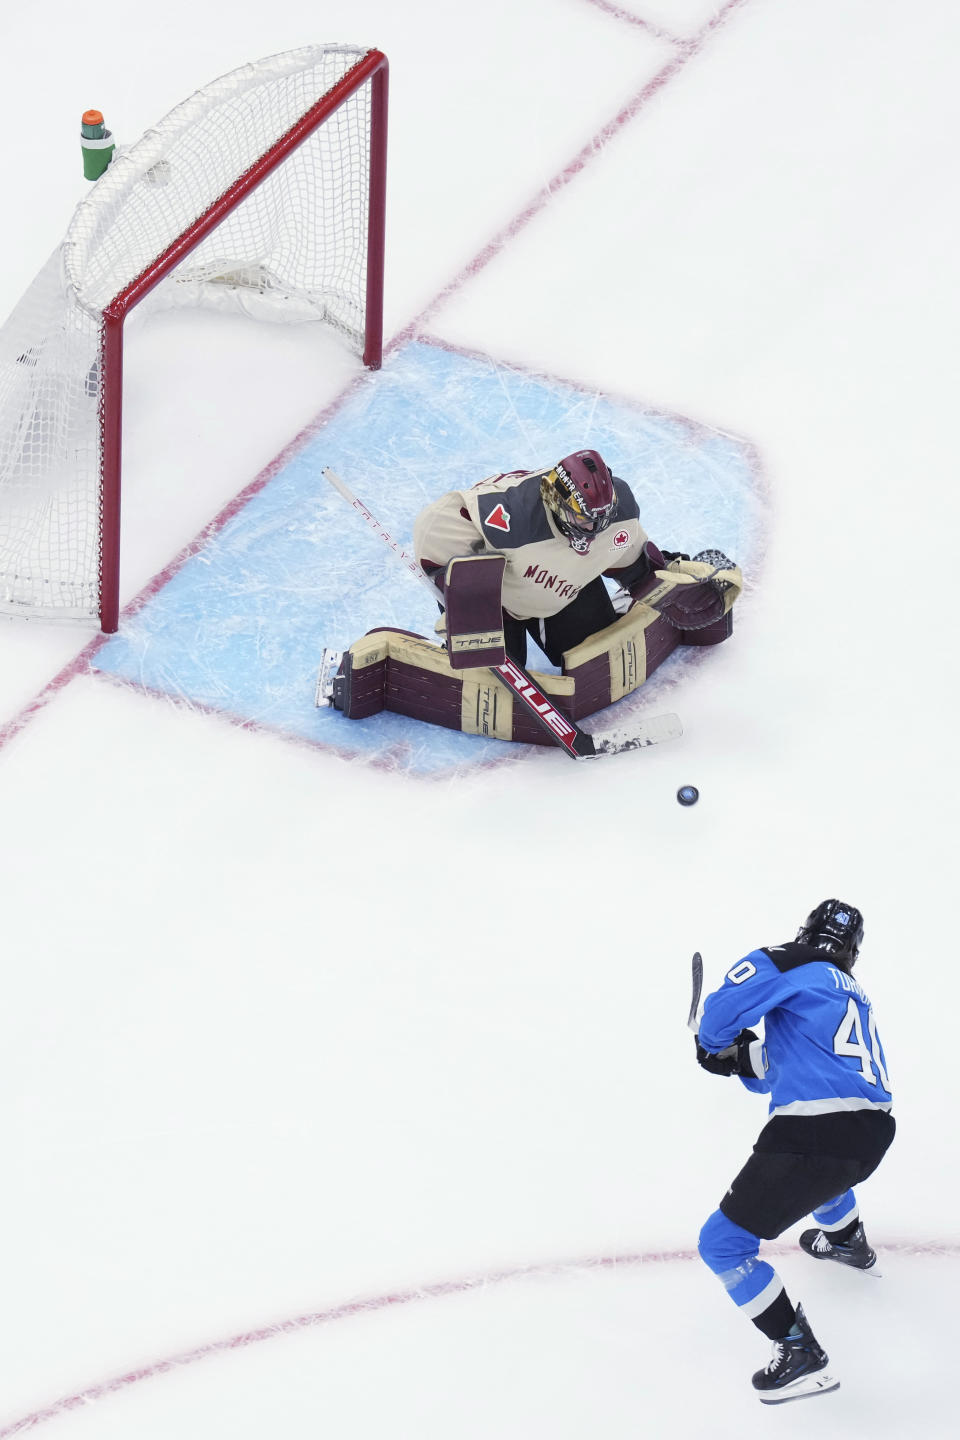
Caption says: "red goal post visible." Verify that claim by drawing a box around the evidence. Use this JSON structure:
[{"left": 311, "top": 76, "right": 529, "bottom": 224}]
[{"left": 0, "top": 44, "right": 388, "bottom": 632}]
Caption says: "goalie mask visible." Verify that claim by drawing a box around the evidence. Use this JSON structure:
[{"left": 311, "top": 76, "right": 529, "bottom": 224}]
[
  {"left": 796, "top": 899, "right": 865, "bottom": 968},
  {"left": 541, "top": 450, "right": 618, "bottom": 554}
]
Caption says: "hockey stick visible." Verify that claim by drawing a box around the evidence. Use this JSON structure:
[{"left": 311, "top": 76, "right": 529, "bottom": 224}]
[
  {"left": 687, "top": 951, "right": 703, "bottom": 1032},
  {"left": 320, "top": 467, "right": 681, "bottom": 759},
  {"left": 689, "top": 951, "right": 770, "bottom": 1081}
]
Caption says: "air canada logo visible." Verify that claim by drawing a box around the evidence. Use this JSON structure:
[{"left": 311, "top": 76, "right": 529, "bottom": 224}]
[
  {"left": 485, "top": 503, "right": 511, "bottom": 533},
  {"left": 612, "top": 528, "right": 630, "bottom": 549}
]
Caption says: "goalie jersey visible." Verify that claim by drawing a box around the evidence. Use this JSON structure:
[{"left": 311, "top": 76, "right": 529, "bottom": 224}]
[
  {"left": 698, "top": 942, "right": 893, "bottom": 1120},
  {"left": 413, "top": 469, "right": 649, "bottom": 621}
]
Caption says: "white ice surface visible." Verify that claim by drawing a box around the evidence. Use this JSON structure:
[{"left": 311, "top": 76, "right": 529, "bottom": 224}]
[{"left": 1, "top": 1, "right": 958, "bottom": 1435}]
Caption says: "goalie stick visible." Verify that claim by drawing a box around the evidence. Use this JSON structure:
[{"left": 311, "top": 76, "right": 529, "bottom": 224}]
[
  {"left": 320, "top": 467, "right": 682, "bottom": 760},
  {"left": 687, "top": 951, "right": 704, "bottom": 1032}
]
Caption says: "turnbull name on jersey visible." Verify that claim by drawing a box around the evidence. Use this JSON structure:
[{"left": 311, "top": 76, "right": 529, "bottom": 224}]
[{"left": 826, "top": 965, "right": 871, "bottom": 1004}]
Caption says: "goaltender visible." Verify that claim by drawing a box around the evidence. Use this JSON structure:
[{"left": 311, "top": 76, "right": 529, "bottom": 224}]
[
  {"left": 413, "top": 448, "right": 729, "bottom": 666},
  {"left": 322, "top": 449, "right": 742, "bottom": 746}
]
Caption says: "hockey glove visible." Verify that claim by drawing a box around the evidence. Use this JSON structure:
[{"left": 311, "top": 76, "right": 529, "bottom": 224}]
[
  {"left": 736, "top": 1029, "right": 767, "bottom": 1080},
  {"left": 695, "top": 1036, "right": 740, "bottom": 1076},
  {"left": 695, "top": 1029, "right": 763, "bottom": 1078},
  {"left": 659, "top": 575, "right": 728, "bottom": 631}
]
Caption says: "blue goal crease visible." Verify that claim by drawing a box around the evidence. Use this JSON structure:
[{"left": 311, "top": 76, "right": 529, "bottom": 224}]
[{"left": 93, "top": 339, "right": 765, "bottom": 777}]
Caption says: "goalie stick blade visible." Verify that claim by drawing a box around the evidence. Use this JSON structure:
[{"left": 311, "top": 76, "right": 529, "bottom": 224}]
[
  {"left": 587, "top": 711, "right": 683, "bottom": 757},
  {"left": 315, "top": 649, "right": 344, "bottom": 708},
  {"left": 687, "top": 951, "right": 704, "bottom": 1031},
  {"left": 492, "top": 658, "right": 680, "bottom": 759}
]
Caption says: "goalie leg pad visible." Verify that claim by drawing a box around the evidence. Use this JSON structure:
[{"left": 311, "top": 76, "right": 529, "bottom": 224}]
[
  {"left": 560, "top": 604, "right": 679, "bottom": 720},
  {"left": 558, "top": 590, "right": 735, "bottom": 719},
  {"left": 329, "top": 565, "right": 737, "bottom": 743},
  {"left": 329, "top": 628, "right": 575, "bottom": 745},
  {"left": 443, "top": 553, "right": 507, "bottom": 669},
  {"left": 330, "top": 628, "right": 463, "bottom": 726}
]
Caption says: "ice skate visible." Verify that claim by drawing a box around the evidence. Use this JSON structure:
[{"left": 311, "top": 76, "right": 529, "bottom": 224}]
[
  {"left": 799, "top": 1221, "right": 878, "bottom": 1273},
  {"left": 314, "top": 649, "right": 344, "bottom": 708},
  {"left": 751, "top": 1304, "right": 839, "bottom": 1404}
]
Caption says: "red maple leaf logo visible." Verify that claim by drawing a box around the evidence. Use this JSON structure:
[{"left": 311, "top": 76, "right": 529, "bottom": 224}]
[
  {"left": 485, "top": 503, "right": 511, "bottom": 533},
  {"left": 613, "top": 528, "right": 630, "bottom": 548}
]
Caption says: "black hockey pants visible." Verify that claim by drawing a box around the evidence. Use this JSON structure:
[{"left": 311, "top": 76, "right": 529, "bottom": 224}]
[{"left": 503, "top": 576, "right": 617, "bottom": 668}]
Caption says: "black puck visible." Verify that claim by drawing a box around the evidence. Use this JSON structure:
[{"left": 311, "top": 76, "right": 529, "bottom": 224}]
[{"left": 677, "top": 785, "right": 700, "bottom": 807}]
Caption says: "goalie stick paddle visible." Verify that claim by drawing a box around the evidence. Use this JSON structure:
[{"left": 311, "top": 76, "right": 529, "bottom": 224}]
[
  {"left": 687, "top": 951, "right": 704, "bottom": 1032},
  {"left": 320, "top": 467, "right": 681, "bottom": 760}
]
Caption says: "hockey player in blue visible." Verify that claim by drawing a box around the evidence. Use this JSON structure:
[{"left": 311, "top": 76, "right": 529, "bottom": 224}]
[{"left": 695, "top": 900, "right": 894, "bottom": 1404}]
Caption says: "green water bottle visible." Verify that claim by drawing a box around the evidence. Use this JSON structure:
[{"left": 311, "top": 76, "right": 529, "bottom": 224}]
[{"left": 81, "top": 109, "right": 115, "bottom": 181}]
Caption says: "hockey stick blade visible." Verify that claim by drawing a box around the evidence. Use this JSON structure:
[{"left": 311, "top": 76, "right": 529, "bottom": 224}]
[
  {"left": 492, "top": 657, "right": 680, "bottom": 759},
  {"left": 588, "top": 711, "right": 683, "bottom": 756},
  {"left": 687, "top": 951, "right": 704, "bottom": 1031}
]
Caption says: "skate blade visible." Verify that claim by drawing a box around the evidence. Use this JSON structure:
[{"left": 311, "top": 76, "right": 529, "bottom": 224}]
[
  {"left": 758, "top": 1371, "right": 840, "bottom": 1405},
  {"left": 315, "top": 649, "right": 344, "bottom": 708},
  {"left": 804, "top": 1252, "right": 882, "bottom": 1278}
]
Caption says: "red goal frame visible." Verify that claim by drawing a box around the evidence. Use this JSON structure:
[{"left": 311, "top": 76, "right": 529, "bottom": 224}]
[{"left": 97, "top": 49, "right": 388, "bottom": 632}]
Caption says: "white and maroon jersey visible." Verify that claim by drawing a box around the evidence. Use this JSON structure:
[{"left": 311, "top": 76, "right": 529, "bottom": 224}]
[{"left": 413, "top": 469, "right": 648, "bottom": 621}]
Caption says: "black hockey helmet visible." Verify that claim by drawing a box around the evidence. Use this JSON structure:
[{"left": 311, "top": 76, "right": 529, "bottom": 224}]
[{"left": 796, "top": 899, "right": 865, "bottom": 966}]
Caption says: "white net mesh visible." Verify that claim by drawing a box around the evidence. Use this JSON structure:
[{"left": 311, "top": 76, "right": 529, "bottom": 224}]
[
  {"left": 0, "top": 250, "right": 101, "bottom": 617},
  {"left": 0, "top": 43, "right": 380, "bottom": 623}
]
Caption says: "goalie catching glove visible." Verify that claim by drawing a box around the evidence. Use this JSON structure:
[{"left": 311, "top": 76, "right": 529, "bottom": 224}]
[{"left": 628, "top": 547, "right": 742, "bottom": 631}]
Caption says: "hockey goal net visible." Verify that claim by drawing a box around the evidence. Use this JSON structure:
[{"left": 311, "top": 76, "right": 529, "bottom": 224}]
[{"left": 0, "top": 43, "right": 387, "bottom": 631}]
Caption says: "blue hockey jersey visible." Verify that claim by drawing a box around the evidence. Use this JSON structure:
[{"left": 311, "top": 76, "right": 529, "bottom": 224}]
[{"left": 698, "top": 942, "right": 893, "bottom": 1119}]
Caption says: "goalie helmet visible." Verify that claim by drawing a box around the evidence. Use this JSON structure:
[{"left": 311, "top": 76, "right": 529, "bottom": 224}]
[
  {"left": 796, "top": 899, "right": 865, "bottom": 967},
  {"left": 541, "top": 449, "right": 618, "bottom": 553}
]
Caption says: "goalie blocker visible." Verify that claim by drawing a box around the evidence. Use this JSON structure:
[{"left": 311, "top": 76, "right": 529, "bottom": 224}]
[
  {"left": 440, "top": 552, "right": 507, "bottom": 669},
  {"left": 323, "top": 554, "right": 741, "bottom": 745}
]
